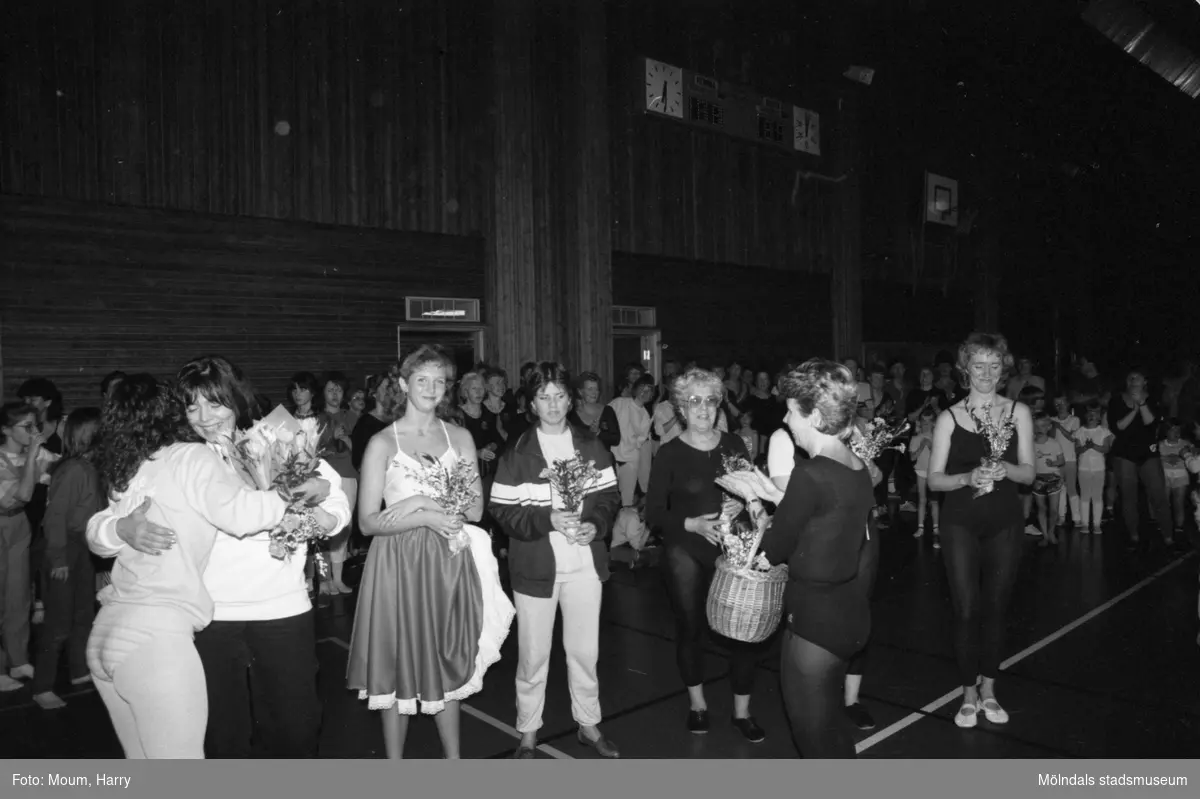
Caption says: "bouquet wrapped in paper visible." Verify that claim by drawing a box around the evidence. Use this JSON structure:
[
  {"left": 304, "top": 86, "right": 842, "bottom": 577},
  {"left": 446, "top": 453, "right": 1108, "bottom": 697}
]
[
  {"left": 713, "top": 453, "right": 774, "bottom": 572},
  {"left": 967, "top": 403, "right": 1017, "bottom": 498},
  {"left": 405, "top": 452, "right": 480, "bottom": 555},
  {"left": 226, "top": 406, "right": 333, "bottom": 574},
  {"left": 540, "top": 452, "right": 602, "bottom": 544},
  {"left": 849, "top": 417, "right": 910, "bottom": 463}
]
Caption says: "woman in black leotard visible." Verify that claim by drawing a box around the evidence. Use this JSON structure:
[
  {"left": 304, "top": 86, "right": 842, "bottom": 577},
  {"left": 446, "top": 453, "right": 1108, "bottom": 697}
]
[
  {"left": 928, "top": 332, "right": 1034, "bottom": 730},
  {"left": 724, "top": 359, "right": 876, "bottom": 758}
]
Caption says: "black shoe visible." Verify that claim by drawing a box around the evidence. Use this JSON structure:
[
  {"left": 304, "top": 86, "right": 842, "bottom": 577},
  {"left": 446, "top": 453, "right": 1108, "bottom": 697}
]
[
  {"left": 845, "top": 703, "right": 876, "bottom": 730},
  {"left": 731, "top": 716, "right": 765, "bottom": 743},
  {"left": 687, "top": 709, "right": 710, "bottom": 734}
]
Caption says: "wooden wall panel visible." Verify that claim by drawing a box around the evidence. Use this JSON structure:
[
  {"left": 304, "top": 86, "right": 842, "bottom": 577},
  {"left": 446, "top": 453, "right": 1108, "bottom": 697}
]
[
  {"left": 0, "top": 196, "right": 484, "bottom": 409},
  {"left": 0, "top": 0, "right": 491, "bottom": 236},
  {"left": 612, "top": 252, "right": 833, "bottom": 372},
  {"left": 606, "top": 0, "right": 845, "bottom": 271}
]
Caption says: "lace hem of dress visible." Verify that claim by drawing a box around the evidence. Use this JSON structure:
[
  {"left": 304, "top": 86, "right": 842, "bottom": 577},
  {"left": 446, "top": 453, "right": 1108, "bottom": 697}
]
[{"left": 356, "top": 601, "right": 515, "bottom": 716}]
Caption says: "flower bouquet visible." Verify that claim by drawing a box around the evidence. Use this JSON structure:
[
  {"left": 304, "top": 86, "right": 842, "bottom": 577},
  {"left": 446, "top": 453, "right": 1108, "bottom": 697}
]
[
  {"left": 967, "top": 403, "right": 1017, "bottom": 498},
  {"left": 849, "top": 418, "right": 911, "bottom": 463},
  {"left": 405, "top": 453, "right": 480, "bottom": 555},
  {"left": 540, "top": 452, "right": 602, "bottom": 544},
  {"left": 226, "top": 405, "right": 332, "bottom": 575}
]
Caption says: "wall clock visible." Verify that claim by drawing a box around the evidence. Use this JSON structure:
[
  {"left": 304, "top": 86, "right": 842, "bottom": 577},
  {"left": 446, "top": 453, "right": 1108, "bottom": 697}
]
[
  {"left": 793, "top": 105, "right": 820, "bottom": 156},
  {"left": 645, "top": 58, "right": 683, "bottom": 118}
]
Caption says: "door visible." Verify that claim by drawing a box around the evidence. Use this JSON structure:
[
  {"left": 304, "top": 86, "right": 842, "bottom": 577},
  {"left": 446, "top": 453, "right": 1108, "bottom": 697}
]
[
  {"left": 397, "top": 326, "right": 485, "bottom": 378},
  {"left": 612, "top": 328, "right": 662, "bottom": 391}
]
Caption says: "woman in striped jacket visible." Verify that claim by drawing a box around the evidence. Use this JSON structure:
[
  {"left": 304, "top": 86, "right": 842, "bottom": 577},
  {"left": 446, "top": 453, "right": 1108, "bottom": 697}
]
[{"left": 489, "top": 362, "right": 622, "bottom": 759}]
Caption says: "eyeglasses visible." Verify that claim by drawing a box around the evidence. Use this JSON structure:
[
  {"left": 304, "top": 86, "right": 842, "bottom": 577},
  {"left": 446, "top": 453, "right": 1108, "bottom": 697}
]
[{"left": 685, "top": 396, "right": 721, "bottom": 409}]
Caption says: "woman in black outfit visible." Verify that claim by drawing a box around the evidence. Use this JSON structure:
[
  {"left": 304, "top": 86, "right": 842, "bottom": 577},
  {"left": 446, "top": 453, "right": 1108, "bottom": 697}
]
[
  {"left": 644, "top": 368, "right": 765, "bottom": 743},
  {"left": 928, "top": 332, "right": 1034, "bottom": 729},
  {"left": 1108, "top": 368, "right": 1173, "bottom": 547},
  {"left": 724, "top": 360, "right": 877, "bottom": 758}
]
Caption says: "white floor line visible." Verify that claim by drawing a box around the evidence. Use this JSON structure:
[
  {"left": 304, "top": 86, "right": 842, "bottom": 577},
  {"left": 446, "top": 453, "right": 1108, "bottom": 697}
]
[
  {"left": 319, "top": 636, "right": 573, "bottom": 760},
  {"left": 855, "top": 551, "right": 1195, "bottom": 754}
]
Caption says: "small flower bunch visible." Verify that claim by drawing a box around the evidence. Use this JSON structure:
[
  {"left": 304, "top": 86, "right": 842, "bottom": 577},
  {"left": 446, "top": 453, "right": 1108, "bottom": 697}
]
[
  {"left": 720, "top": 518, "right": 774, "bottom": 572},
  {"left": 226, "top": 407, "right": 332, "bottom": 574},
  {"left": 406, "top": 453, "right": 480, "bottom": 555},
  {"left": 540, "top": 453, "right": 602, "bottom": 544},
  {"left": 967, "top": 403, "right": 1017, "bottom": 498},
  {"left": 540, "top": 453, "right": 602, "bottom": 514},
  {"left": 850, "top": 418, "right": 911, "bottom": 463}
]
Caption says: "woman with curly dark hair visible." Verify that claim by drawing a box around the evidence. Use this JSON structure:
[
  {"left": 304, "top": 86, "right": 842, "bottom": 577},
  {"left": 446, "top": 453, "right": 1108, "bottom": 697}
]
[{"left": 85, "top": 374, "right": 330, "bottom": 758}]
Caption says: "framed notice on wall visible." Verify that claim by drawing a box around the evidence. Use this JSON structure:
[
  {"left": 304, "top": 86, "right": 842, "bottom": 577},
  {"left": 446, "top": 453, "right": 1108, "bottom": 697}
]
[{"left": 925, "top": 172, "right": 958, "bottom": 226}]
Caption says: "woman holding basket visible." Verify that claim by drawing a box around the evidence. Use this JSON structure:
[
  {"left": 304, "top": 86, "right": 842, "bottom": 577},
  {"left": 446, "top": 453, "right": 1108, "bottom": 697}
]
[
  {"left": 722, "top": 360, "right": 876, "bottom": 758},
  {"left": 644, "top": 368, "right": 766, "bottom": 743}
]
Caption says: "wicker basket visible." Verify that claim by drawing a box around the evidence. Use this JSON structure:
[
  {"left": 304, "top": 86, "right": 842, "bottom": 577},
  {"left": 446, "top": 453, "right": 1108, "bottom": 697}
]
[{"left": 706, "top": 555, "right": 788, "bottom": 644}]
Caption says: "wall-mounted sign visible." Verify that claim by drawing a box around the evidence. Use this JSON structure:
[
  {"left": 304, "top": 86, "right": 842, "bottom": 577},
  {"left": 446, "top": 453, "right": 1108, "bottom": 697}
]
[
  {"left": 925, "top": 172, "right": 958, "bottom": 226},
  {"left": 793, "top": 106, "right": 820, "bottom": 156}
]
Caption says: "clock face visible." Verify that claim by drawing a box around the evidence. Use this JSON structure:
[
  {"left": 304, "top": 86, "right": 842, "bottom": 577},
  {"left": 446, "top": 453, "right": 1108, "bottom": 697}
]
[
  {"left": 645, "top": 58, "right": 683, "bottom": 118},
  {"left": 793, "top": 105, "right": 820, "bottom": 155}
]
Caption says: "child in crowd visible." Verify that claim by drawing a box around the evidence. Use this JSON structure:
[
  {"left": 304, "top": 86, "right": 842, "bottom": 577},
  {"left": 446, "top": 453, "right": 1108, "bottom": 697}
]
[
  {"left": 909, "top": 405, "right": 940, "bottom": 547},
  {"left": 1032, "top": 411, "right": 1065, "bottom": 547},
  {"left": 1073, "top": 402, "right": 1113, "bottom": 534},
  {"left": 1157, "top": 418, "right": 1192, "bottom": 538},
  {"left": 1050, "top": 394, "right": 1082, "bottom": 528},
  {"left": 1019, "top": 386, "right": 1047, "bottom": 537}
]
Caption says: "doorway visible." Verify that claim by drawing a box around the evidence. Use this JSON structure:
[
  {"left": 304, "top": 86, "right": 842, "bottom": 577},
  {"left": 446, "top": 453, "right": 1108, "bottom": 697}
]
[
  {"left": 397, "top": 325, "right": 485, "bottom": 378},
  {"left": 612, "top": 328, "right": 661, "bottom": 393}
]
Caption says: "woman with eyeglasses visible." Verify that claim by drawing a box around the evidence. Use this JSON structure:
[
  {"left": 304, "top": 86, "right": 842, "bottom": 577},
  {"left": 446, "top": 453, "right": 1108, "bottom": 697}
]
[
  {"left": 927, "top": 332, "right": 1034, "bottom": 730},
  {"left": 643, "top": 369, "right": 765, "bottom": 743}
]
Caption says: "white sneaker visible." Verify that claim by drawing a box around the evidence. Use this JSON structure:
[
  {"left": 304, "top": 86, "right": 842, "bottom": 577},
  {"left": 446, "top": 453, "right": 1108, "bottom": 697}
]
[
  {"left": 9, "top": 664, "right": 34, "bottom": 680},
  {"left": 0, "top": 675, "right": 22, "bottom": 692},
  {"left": 33, "top": 691, "right": 67, "bottom": 710},
  {"left": 899, "top": 501, "right": 917, "bottom": 513},
  {"left": 1024, "top": 524, "right": 1042, "bottom": 537},
  {"left": 979, "top": 697, "right": 1009, "bottom": 724},
  {"left": 954, "top": 702, "right": 979, "bottom": 728}
]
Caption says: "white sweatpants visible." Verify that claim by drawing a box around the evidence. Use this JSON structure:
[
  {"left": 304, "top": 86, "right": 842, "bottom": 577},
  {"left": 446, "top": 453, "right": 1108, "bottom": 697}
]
[
  {"left": 1078, "top": 469, "right": 1105, "bottom": 529},
  {"left": 514, "top": 577, "right": 603, "bottom": 733},
  {"left": 616, "top": 460, "right": 640, "bottom": 507}
]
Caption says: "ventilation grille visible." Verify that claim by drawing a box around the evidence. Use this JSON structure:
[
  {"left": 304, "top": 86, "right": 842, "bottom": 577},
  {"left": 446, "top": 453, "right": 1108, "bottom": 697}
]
[
  {"left": 404, "top": 297, "right": 480, "bottom": 323},
  {"left": 612, "top": 305, "right": 657, "bottom": 327}
]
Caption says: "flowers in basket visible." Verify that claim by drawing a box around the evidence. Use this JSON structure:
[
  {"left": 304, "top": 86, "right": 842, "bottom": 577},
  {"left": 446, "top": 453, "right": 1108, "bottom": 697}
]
[
  {"left": 849, "top": 418, "right": 911, "bottom": 463},
  {"left": 540, "top": 453, "right": 602, "bottom": 544},
  {"left": 967, "top": 403, "right": 1017, "bottom": 498},
  {"left": 719, "top": 518, "right": 774, "bottom": 573},
  {"left": 226, "top": 406, "right": 332, "bottom": 575},
  {"left": 405, "top": 453, "right": 480, "bottom": 555}
]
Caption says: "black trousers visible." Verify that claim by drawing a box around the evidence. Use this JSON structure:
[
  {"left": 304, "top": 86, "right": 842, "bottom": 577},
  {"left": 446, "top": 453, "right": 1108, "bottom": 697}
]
[
  {"left": 780, "top": 631, "right": 856, "bottom": 758},
  {"left": 194, "top": 610, "right": 322, "bottom": 758},
  {"left": 939, "top": 521, "right": 1024, "bottom": 686},
  {"left": 662, "top": 544, "right": 761, "bottom": 695},
  {"left": 31, "top": 547, "right": 94, "bottom": 694}
]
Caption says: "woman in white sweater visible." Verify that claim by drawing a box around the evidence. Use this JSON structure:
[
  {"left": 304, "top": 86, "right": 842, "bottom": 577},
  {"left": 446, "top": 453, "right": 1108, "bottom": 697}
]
[
  {"left": 88, "top": 359, "right": 347, "bottom": 758},
  {"left": 86, "top": 374, "right": 332, "bottom": 758}
]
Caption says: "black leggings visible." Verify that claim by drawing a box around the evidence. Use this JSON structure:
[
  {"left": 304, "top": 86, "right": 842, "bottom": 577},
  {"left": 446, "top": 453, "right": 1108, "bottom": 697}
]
[
  {"left": 939, "top": 521, "right": 1024, "bottom": 686},
  {"left": 780, "top": 631, "right": 856, "bottom": 758},
  {"left": 662, "top": 544, "right": 759, "bottom": 695}
]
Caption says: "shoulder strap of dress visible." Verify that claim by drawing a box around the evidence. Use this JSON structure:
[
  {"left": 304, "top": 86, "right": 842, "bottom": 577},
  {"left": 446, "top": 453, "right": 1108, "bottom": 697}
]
[{"left": 439, "top": 419, "right": 457, "bottom": 458}]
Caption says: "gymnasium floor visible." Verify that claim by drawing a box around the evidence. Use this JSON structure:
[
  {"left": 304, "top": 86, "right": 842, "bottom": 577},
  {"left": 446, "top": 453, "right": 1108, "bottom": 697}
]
[{"left": 4, "top": 514, "right": 1197, "bottom": 759}]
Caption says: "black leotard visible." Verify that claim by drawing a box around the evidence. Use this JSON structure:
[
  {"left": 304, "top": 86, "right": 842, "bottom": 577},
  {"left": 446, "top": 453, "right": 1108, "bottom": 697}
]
[{"left": 940, "top": 407, "right": 1023, "bottom": 533}]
